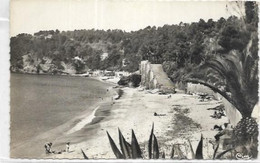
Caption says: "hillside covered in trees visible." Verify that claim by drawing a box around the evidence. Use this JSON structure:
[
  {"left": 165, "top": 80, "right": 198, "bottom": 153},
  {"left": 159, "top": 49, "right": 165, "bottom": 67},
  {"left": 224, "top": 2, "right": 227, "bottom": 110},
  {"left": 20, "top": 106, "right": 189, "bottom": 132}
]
[{"left": 10, "top": 2, "right": 258, "bottom": 83}]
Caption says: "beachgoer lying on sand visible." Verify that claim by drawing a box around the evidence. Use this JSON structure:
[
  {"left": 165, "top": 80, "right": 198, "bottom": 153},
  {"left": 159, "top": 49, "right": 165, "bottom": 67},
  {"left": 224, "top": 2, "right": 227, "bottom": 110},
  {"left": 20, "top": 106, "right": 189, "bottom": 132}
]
[
  {"left": 154, "top": 112, "right": 166, "bottom": 116},
  {"left": 219, "top": 109, "right": 225, "bottom": 116},
  {"left": 44, "top": 142, "right": 53, "bottom": 154},
  {"left": 214, "top": 125, "right": 223, "bottom": 131},
  {"left": 214, "top": 123, "right": 230, "bottom": 131},
  {"left": 66, "top": 142, "right": 70, "bottom": 153},
  {"left": 211, "top": 111, "right": 224, "bottom": 119}
]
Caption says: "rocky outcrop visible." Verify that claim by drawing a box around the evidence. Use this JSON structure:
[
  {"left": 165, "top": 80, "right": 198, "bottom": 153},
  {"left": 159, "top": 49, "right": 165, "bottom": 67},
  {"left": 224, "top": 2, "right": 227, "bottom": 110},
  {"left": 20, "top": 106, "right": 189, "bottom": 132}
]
[
  {"left": 139, "top": 60, "right": 175, "bottom": 93},
  {"left": 10, "top": 54, "right": 87, "bottom": 75},
  {"left": 117, "top": 74, "right": 141, "bottom": 87}
]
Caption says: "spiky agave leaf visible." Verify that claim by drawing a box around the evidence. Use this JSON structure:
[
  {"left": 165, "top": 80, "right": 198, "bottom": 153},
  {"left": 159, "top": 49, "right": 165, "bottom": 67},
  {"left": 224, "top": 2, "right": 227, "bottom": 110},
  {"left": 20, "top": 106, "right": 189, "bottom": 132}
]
[
  {"left": 175, "top": 145, "right": 186, "bottom": 159},
  {"left": 131, "top": 129, "right": 142, "bottom": 159},
  {"left": 162, "top": 151, "right": 165, "bottom": 159},
  {"left": 126, "top": 141, "right": 133, "bottom": 158},
  {"left": 118, "top": 128, "right": 131, "bottom": 159},
  {"left": 107, "top": 131, "right": 124, "bottom": 159},
  {"left": 147, "top": 123, "right": 160, "bottom": 159},
  {"left": 188, "top": 139, "right": 195, "bottom": 159},
  {"left": 213, "top": 143, "right": 220, "bottom": 159},
  {"left": 81, "top": 149, "right": 88, "bottom": 159},
  {"left": 152, "top": 134, "right": 159, "bottom": 159},
  {"left": 170, "top": 145, "right": 175, "bottom": 159},
  {"left": 148, "top": 123, "right": 154, "bottom": 159},
  {"left": 215, "top": 148, "right": 233, "bottom": 159},
  {"left": 195, "top": 134, "right": 203, "bottom": 159}
]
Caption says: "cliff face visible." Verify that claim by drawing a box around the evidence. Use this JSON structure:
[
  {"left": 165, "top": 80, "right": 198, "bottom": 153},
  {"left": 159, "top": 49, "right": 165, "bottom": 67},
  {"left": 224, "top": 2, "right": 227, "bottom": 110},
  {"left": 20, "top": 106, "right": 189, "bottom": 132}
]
[
  {"left": 140, "top": 60, "right": 175, "bottom": 93},
  {"left": 11, "top": 53, "right": 88, "bottom": 75}
]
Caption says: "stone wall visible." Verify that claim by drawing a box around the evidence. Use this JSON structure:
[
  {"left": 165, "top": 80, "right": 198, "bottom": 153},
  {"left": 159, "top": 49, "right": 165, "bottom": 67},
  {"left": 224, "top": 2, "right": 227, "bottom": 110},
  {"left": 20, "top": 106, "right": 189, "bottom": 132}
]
[
  {"left": 140, "top": 60, "right": 175, "bottom": 93},
  {"left": 187, "top": 82, "right": 217, "bottom": 97},
  {"left": 222, "top": 98, "right": 242, "bottom": 126},
  {"left": 140, "top": 60, "right": 157, "bottom": 89},
  {"left": 186, "top": 82, "right": 242, "bottom": 126}
]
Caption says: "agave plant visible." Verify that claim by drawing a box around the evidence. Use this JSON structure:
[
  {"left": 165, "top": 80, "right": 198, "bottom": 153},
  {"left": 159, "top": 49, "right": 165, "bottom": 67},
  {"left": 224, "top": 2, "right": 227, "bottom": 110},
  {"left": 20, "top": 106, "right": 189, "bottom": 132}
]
[
  {"left": 106, "top": 123, "right": 160, "bottom": 159},
  {"left": 107, "top": 128, "right": 142, "bottom": 159},
  {"left": 81, "top": 124, "right": 233, "bottom": 159},
  {"left": 105, "top": 124, "right": 233, "bottom": 159}
]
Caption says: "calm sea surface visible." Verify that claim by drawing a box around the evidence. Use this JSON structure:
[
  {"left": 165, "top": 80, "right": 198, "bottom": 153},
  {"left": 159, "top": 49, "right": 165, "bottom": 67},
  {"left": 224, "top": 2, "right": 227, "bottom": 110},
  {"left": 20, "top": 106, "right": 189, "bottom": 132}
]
[{"left": 10, "top": 73, "right": 112, "bottom": 148}]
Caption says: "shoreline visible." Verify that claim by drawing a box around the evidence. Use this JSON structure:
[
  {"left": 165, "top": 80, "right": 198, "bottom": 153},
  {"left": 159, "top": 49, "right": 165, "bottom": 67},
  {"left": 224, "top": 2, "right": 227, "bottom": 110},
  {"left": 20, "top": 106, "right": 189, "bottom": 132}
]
[
  {"left": 10, "top": 74, "right": 118, "bottom": 158},
  {"left": 10, "top": 95, "right": 112, "bottom": 158},
  {"left": 11, "top": 73, "right": 230, "bottom": 159},
  {"left": 66, "top": 106, "right": 101, "bottom": 135},
  {"left": 47, "top": 87, "right": 229, "bottom": 159},
  {"left": 11, "top": 88, "right": 117, "bottom": 158},
  {"left": 42, "top": 84, "right": 119, "bottom": 159}
]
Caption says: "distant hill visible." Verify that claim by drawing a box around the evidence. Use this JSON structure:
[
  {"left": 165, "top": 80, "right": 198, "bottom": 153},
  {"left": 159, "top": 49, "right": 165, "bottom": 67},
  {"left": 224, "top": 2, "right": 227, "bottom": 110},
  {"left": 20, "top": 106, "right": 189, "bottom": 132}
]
[{"left": 10, "top": 12, "right": 257, "bottom": 80}]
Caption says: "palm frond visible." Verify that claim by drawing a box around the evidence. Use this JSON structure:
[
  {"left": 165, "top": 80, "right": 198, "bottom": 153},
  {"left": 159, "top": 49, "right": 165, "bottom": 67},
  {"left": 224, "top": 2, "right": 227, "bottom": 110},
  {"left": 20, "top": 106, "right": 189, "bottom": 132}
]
[{"left": 185, "top": 78, "right": 233, "bottom": 105}]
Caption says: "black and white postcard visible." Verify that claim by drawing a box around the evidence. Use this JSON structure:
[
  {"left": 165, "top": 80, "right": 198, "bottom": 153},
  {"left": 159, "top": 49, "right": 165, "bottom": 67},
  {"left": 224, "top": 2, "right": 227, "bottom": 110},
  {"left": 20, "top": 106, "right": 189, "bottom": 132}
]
[{"left": 8, "top": 0, "right": 259, "bottom": 160}]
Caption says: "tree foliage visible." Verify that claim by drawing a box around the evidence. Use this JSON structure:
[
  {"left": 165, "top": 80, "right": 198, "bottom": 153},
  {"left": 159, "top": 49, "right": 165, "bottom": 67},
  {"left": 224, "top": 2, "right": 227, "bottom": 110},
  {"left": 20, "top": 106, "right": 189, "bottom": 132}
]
[{"left": 11, "top": 14, "right": 238, "bottom": 73}]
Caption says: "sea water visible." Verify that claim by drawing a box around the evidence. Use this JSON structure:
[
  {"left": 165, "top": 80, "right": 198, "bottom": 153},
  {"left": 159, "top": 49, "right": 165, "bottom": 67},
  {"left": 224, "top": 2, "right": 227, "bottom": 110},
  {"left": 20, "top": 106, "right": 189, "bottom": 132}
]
[{"left": 10, "top": 73, "right": 112, "bottom": 157}]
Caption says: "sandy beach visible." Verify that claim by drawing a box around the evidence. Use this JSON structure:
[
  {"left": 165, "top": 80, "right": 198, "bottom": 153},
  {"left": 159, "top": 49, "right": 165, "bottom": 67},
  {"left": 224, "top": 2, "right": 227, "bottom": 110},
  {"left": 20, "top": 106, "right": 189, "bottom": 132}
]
[{"left": 46, "top": 84, "right": 229, "bottom": 159}]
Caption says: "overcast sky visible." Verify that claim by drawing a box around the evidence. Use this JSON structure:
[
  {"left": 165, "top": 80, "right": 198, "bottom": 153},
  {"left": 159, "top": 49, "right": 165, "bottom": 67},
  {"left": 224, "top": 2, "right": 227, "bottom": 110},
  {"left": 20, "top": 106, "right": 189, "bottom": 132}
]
[{"left": 10, "top": 0, "right": 241, "bottom": 36}]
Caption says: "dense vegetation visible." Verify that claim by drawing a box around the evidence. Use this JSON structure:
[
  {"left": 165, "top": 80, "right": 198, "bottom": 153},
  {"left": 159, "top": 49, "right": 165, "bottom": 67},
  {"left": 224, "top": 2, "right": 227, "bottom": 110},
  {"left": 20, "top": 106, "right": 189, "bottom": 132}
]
[
  {"left": 10, "top": 18, "right": 226, "bottom": 74},
  {"left": 10, "top": 2, "right": 257, "bottom": 77}
]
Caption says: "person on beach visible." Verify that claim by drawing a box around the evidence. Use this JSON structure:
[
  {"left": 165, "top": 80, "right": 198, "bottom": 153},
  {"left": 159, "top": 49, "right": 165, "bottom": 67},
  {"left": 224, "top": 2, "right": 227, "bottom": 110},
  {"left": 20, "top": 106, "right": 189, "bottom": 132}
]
[
  {"left": 44, "top": 142, "right": 53, "bottom": 154},
  {"left": 66, "top": 142, "right": 70, "bottom": 153},
  {"left": 214, "top": 123, "right": 233, "bottom": 141}
]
